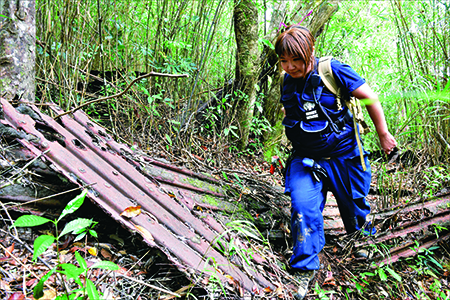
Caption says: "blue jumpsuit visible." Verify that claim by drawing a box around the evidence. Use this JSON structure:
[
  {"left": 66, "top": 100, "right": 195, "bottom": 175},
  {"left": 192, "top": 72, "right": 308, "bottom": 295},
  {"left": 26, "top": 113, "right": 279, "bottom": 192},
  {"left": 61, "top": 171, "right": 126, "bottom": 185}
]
[{"left": 281, "top": 58, "right": 375, "bottom": 271}]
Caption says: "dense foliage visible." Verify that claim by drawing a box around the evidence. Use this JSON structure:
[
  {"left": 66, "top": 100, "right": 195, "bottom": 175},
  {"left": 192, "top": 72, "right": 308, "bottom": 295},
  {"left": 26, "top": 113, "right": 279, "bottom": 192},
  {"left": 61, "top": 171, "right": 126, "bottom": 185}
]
[
  {"left": 316, "top": 0, "right": 449, "bottom": 159},
  {"left": 35, "top": 0, "right": 449, "bottom": 199}
]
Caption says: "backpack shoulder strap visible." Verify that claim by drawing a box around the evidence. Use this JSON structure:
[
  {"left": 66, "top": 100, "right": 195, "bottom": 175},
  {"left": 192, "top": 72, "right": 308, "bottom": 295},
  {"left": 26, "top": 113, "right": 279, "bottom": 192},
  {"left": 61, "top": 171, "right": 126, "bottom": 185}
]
[
  {"left": 318, "top": 56, "right": 339, "bottom": 95},
  {"left": 319, "top": 56, "right": 369, "bottom": 171},
  {"left": 319, "top": 56, "right": 343, "bottom": 110}
]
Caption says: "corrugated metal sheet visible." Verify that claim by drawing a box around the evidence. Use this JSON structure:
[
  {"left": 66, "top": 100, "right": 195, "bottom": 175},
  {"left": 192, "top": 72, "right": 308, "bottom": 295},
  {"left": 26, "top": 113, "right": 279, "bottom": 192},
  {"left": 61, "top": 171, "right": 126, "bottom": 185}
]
[{"left": 0, "top": 98, "right": 275, "bottom": 294}]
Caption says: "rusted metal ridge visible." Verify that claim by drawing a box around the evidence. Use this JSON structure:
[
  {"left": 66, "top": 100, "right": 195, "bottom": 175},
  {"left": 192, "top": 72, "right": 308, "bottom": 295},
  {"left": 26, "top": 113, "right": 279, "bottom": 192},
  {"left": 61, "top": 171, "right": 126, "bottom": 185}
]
[{"left": 0, "top": 98, "right": 275, "bottom": 294}]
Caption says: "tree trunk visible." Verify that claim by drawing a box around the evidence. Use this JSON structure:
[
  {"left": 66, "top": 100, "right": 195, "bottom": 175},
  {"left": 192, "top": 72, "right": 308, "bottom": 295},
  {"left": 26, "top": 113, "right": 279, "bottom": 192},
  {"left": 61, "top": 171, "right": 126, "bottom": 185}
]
[
  {"left": 0, "top": 0, "right": 35, "bottom": 102},
  {"left": 262, "top": 0, "right": 340, "bottom": 153},
  {"left": 233, "top": 0, "right": 260, "bottom": 150}
]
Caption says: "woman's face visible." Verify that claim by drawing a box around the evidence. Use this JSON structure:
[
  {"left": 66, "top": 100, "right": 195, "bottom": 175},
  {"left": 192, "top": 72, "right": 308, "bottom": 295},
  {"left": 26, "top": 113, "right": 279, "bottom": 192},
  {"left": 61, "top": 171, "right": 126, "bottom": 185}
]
[{"left": 279, "top": 53, "right": 311, "bottom": 79}]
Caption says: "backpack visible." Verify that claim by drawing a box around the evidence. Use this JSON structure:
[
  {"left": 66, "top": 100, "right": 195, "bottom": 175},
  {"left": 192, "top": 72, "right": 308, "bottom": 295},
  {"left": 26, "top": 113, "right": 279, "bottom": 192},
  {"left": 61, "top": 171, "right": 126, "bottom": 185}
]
[
  {"left": 318, "top": 56, "right": 371, "bottom": 135},
  {"left": 318, "top": 56, "right": 370, "bottom": 171}
]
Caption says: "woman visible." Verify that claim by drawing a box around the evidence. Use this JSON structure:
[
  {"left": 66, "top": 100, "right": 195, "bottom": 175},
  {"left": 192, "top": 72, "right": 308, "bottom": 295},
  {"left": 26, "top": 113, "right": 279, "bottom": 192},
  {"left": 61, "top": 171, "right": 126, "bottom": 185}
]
[{"left": 275, "top": 26, "right": 397, "bottom": 299}]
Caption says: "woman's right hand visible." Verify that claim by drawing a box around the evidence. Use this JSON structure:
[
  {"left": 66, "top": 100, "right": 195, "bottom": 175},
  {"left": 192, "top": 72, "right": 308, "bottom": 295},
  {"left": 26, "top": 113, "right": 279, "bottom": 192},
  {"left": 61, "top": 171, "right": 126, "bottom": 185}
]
[{"left": 379, "top": 131, "right": 397, "bottom": 155}]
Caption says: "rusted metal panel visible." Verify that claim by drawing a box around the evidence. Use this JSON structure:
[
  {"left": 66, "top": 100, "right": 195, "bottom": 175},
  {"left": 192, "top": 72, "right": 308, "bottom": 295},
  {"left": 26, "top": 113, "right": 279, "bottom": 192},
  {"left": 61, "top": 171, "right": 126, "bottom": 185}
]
[
  {"left": 323, "top": 197, "right": 346, "bottom": 234},
  {"left": 353, "top": 195, "right": 450, "bottom": 264},
  {"left": 0, "top": 98, "right": 275, "bottom": 293},
  {"left": 374, "top": 230, "right": 450, "bottom": 266}
]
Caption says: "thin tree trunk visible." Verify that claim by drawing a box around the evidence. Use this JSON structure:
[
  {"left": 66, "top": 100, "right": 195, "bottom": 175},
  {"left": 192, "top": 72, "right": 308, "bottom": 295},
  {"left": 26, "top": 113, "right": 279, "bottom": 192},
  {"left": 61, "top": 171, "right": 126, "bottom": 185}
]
[
  {"left": 0, "top": 0, "right": 35, "bottom": 102},
  {"left": 233, "top": 0, "right": 260, "bottom": 150}
]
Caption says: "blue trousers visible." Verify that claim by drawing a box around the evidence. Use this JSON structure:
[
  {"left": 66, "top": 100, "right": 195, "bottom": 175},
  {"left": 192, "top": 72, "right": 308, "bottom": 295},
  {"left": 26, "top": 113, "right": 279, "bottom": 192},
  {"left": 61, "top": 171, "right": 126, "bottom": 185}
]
[{"left": 284, "top": 146, "right": 374, "bottom": 270}]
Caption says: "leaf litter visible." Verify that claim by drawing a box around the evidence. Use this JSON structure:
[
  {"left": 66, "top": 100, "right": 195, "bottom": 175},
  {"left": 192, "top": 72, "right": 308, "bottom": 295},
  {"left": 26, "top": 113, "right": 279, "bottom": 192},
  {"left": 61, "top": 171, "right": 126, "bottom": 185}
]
[{"left": 1, "top": 128, "right": 450, "bottom": 299}]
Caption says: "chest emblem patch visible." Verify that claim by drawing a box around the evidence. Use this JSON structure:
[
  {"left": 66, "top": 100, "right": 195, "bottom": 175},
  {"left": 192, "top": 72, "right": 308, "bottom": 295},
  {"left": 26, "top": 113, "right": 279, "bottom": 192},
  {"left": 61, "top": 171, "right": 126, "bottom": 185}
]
[
  {"left": 303, "top": 101, "right": 319, "bottom": 120},
  {"left": 303, "top": 102, "right": 315, "bottom": 111}
]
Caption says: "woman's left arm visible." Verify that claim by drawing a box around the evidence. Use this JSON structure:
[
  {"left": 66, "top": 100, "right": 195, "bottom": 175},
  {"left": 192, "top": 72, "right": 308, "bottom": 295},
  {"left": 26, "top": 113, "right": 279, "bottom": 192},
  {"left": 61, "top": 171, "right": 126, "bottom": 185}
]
[{"left": 351, "top": 83, "right": 397, "bottom": 155}]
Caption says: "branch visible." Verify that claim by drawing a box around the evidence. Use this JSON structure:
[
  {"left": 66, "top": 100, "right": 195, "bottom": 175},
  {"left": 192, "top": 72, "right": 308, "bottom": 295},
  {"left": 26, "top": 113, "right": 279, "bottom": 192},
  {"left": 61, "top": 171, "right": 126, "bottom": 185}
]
[{"left": 53, "top": 72, "right": 189, "bottom": 120}]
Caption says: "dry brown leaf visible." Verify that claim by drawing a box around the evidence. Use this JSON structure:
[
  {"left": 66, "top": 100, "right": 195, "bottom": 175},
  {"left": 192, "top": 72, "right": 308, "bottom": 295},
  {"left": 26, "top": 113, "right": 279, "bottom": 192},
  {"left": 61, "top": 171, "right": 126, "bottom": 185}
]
[
  {"left": 225, "top": 274, "right": 235, "bottom": 285},
  {"left": 88, "top": 247, "right": 98, "bottom": 256},
  {"left": 5, "top": 243, "right": 14, "bottom": 258},
  {"left": 26, "top": 278, "right": 38, "bottom": 287},
  {"left": 275, "top": 285, "right": 283, "bottom": 297},
  {"left": 7, "top": 292, "right": 25, "bottom": 300},
  {"left": 34, "top": 289, "right": 57, "bottom": 300},
  {"left": 133, "top": 224, "right": 155, "bottom": 244},
  {"left": 100, "top": 248, "right": 113, "bottom": 260},
  {"left": 120, "top": 206, "right": 142, "bottom": 218},
  {"left": 201, "top": 276, "right": 209, "bottom": 285}
]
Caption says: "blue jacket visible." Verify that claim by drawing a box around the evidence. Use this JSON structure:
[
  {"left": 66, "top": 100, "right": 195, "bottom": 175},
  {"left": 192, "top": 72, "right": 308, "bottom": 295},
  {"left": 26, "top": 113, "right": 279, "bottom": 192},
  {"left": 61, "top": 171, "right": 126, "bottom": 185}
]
[{"left": 280, "top": 58, "right": 365, "bottom": 158}]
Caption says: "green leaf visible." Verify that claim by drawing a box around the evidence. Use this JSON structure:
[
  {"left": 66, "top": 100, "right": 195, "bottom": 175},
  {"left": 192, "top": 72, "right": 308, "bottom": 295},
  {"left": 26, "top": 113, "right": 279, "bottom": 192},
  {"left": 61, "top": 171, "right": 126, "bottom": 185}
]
[
  {"left": 233, "top": 173, "right": 242, "bottom": 183},
  {"left": 385, "top": 266, "right": 402, "bottom": 282},
  {"left": 165, "top": 134, "right": 172, "bottom": 146},
  {"left": 428, "top": 255, "right": 443, "bottom": 269},
  {"left": 378, "top": 268, "right": 388, "bottom": 281},
  {"left": 58, "top": 190, "right": 87, "bottom": 221},
  {"left": 75, "top": 251, "right": 87, "bottom": 270},
  {"left": 89, "top": 230, "right": 98, "bottom": 238},
  {"left": 86, "top": 278, "right": 100, "bottom": 300},
  {"left": 74, "top": 231, "right": 87, "bottom": 242},
  {"left": 59, "top": 263, "right": 83, "bottom": 279},
  {"left": 33, "top": 235, "right": 55, "bottom": 261},
  {"left": 60, "top": 218, "right": 93, "bottom": 237},
  {"left": 33, "top": 268, "right": 56, "bottom": 299},
  {"left": 90, "top": 260, "right": 120, "bottom": 270},
  {"left": 13, "top": 215, "right": 51, "bottom": 228}
]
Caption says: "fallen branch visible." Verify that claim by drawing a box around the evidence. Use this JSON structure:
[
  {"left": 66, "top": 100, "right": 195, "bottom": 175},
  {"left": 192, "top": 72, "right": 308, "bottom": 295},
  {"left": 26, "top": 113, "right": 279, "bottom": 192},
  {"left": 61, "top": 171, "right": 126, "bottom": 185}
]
[{"left": 53, "top": 72, "right": 189, "bottom": 120}]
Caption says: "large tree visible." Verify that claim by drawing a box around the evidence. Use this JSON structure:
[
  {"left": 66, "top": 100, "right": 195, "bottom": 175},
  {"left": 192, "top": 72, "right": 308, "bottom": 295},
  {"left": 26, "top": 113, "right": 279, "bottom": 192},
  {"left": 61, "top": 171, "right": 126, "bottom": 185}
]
[
  {"left": 233, "top": 0, "right": 260, "bottom": 150},
  {"left": 0, "top": 0, "right": 35, "bottom": 102}
]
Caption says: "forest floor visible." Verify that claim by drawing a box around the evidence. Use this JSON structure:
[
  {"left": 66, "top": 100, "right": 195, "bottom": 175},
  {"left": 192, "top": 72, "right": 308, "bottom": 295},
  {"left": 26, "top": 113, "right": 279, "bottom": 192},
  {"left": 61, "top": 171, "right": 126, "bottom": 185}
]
[{"left": 1, "top": 132, "right": 450, "bottom": 300}]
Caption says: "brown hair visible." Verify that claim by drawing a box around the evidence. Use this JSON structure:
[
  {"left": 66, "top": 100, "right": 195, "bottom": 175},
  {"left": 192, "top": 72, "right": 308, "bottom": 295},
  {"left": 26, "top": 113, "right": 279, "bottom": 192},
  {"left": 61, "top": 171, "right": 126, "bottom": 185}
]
[{"left": 275, "top": 26, "right": 316, "bottom": 71}]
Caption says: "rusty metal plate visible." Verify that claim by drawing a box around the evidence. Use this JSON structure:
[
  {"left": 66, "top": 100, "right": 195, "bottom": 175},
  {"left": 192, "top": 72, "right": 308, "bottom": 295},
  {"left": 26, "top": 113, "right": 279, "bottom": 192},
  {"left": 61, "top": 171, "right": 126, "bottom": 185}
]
[{"left": 0, "top": 98, "right": 275, "bottom": 293}]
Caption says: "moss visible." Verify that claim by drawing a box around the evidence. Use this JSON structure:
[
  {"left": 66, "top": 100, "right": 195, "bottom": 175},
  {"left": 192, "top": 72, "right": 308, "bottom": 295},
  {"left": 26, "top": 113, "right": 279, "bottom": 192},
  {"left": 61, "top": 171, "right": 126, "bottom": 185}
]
[
  {"left": 201, "top": 194, "right": 220, "bottom": 207},
  {"left": 185, "top": 177, "right": 222, "bottom": 194},
  {"left": 198, "top": 194, "right": 254, "bottom": 222}
]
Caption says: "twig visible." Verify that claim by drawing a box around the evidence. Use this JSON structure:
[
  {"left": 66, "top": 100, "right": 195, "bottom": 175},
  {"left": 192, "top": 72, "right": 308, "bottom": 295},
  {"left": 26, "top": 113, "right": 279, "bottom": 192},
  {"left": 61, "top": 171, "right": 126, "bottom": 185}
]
[
  {"left": 180, "top": 148, "right": 215, "bottom": 172},
  {"left": 115, "top": 273, "right": 181, "bottom": 297},
  {"left": 323, "top": 247, "right": 356, "bottom": 279},
  {"left": 0, "top": 201, "right": 18, "bottom": 236},
  {"left": 53, "top": 72, "right": 189, "bottom": 120},
  {"left": 0, "top": 149, "right": 50, "bottom": 190},
  {"left": 6, "top": 183, "right": 95, "bottom": 208},
  {"left": 0, "top": 242, "right": 56, "bottom": 292}
]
